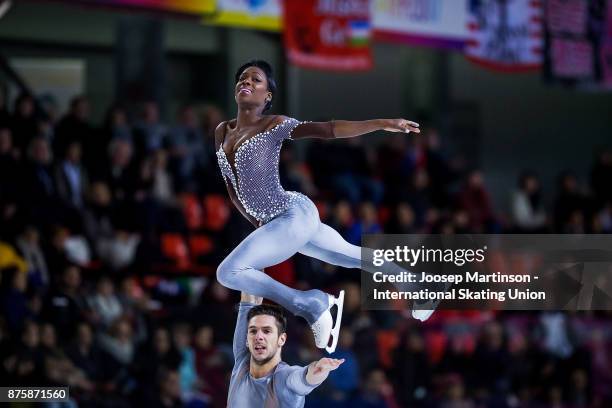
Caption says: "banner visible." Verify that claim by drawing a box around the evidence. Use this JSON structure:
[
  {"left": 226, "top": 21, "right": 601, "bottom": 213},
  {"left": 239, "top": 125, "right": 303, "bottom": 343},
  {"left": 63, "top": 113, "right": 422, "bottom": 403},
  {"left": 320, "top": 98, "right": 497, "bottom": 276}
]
[
  {"left": 75, "top": 0, "right": 215, "bottom": 15},
  {"left": 283, "top": 0, "right": 373, "bottom": 71},
  {"left": 602, "top": 0, "right": 612, "bottom": 88},
  {"left": 465, "top": 0, "right": 544, "bottom": 72},
  {"left": 204, "top": 0, "right": 282, "bottom": 32},
  {"left": 543, "top": 0, "right": 608, "bottom": 86},
  {"left": 372, "top": 0, "right": 469, "bottom": 50}
]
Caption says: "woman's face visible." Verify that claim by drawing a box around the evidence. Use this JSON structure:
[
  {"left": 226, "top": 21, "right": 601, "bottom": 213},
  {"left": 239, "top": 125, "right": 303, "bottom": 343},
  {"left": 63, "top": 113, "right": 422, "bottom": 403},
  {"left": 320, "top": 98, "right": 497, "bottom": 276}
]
[{"left": 235, "top": 66, "right": 271, "bottom": 109}]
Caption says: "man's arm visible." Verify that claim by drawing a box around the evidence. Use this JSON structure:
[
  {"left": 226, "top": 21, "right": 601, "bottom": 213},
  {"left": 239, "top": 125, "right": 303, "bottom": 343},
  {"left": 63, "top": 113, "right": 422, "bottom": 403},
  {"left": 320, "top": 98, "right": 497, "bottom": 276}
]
[
  {"left": 305, "top": 358, "right": 344, "bottom": 385},
  {"left": 232, "top": 292, "right": 263, "bottom": 362},
  {"left": 284, "top": 358, "right": 345, "bottom": 396}
]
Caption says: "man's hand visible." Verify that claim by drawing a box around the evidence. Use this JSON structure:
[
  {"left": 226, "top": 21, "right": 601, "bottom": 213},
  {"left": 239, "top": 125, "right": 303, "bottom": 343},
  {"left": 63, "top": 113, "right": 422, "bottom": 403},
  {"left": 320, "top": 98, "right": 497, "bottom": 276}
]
[
  {"left": 306, "top": 358, "right": 345, "bottom": 385},
  {"left": 240, "top": 292, "right": 263, "bottom": 305},
  {"left": 382, "top": 118, "right": 420, "bottom": 134}
]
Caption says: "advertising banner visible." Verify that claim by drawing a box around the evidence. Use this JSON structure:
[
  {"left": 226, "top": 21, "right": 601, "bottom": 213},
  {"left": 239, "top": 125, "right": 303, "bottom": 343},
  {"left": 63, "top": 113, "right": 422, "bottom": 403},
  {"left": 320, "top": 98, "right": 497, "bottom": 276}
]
[
  {"left": 465, "top": 0, "right": 544, "bottom": 72},
  {"left": 372, "top": 0, "right": 469, "bottom": 51},
  {"left": 284, "top": 0, "right": 373, "bottom": 71},
  {"left": 204, "top": 0, "right": 282, "bottom": 32}
]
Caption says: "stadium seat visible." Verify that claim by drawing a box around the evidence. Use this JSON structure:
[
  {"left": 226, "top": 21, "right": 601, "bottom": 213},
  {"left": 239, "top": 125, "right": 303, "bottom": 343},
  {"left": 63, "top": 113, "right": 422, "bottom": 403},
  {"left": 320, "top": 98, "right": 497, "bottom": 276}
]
[
  {"left": 160, "top": 233, "right": 191, "bottom": 269},
  {"left": 180, "top": 193, "right": 204, "bottom": 230},
  {"left": 202, "top": 194, "right": 231, "bottom": 231},
  {"left": 189, "top": 234, "right": 214, "bottom": 258}
]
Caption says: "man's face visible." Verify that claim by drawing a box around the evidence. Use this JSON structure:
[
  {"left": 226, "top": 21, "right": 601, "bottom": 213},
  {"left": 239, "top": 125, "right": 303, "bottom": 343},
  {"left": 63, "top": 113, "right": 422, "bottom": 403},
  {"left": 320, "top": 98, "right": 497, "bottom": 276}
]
[{"left": 247, "top": 315, "right": 286, "bottom": 365}]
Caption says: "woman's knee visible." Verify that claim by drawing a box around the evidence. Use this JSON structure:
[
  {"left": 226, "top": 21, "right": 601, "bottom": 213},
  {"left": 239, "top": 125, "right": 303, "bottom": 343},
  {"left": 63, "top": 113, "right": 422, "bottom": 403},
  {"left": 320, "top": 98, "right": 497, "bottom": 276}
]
[{"left": 216, "top": 257, "right": 244, "bottom": 288}]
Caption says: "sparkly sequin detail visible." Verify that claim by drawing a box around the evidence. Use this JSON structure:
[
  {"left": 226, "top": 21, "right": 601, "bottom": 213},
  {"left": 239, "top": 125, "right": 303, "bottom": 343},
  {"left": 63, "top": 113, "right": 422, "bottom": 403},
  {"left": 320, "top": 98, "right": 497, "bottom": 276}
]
[{"left": 216, "top": 118, "right": 308, "bottom": 224}]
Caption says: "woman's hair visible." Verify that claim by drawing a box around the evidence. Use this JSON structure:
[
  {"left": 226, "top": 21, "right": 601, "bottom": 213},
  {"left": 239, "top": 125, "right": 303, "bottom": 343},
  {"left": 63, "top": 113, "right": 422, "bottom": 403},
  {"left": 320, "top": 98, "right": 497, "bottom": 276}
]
[{"left": 234, "top": 60, "right": 277, "bottom": 112}]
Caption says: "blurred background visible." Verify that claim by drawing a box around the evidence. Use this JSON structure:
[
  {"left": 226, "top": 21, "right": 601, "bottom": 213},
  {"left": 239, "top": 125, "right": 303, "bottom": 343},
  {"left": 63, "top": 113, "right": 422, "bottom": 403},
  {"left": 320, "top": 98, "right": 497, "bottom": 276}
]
[{"left": 0, "top": 0, "right": 611, "bottom": 407}]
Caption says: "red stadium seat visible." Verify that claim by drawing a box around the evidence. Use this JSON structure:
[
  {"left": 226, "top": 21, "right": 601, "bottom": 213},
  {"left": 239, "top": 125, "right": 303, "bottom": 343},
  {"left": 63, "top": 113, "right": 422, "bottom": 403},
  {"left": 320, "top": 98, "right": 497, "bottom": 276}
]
[
  {"left": 161, "top": 233, "right": 191, "bottom": 269},
  {"left": 180, "top": 193, "right": 204, "bottom": 230},
  {"left": 425, "top": 330, "right": 448, "bottom": 364},
  {"left": 378, "top": 205, "right": 391, "bottom": 225},
  {"left": 189, "top": 234, "right": 214, "bottom": 258},
  {"left": 203, "top": 194, "right": 231, "bottom": 231},
  {"left": 376, "top": 330, "right": 400, "bottom": 369}
]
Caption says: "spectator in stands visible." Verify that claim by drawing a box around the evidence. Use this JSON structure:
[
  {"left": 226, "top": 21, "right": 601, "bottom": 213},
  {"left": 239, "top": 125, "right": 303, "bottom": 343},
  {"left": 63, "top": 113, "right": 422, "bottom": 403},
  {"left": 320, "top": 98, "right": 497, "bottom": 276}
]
[
  {"left": 83, "top": 181, "right": 116, "bottom": 249},
  {"left": 406, "top": 169, "right": 433, "bottom": 229},
  {"left": 10, "top": 92, "right": 38, "bottom": 154},
  {"left": 194, "top": 324, "right": 227, "bottom": 407},
  {"left": 590, "top": 149, "right": 612, "bottom": 210},
  {"left": 54, "top": 96, "right": 95, "bottom": 163},
  {"left": 88, "top": 277, "right": 123, "bottom": 329},
  {"left": 423, "top": 127, "right": 455, "bottom": 208},
  {"left": 0, "top": 127, "right": 20, "bottom": 209},
  {"left": 150, "top": 148, "right": 175, "bottom": 205},
  {"left": 172, "top": 323, "right": 199, "bottom": 399},
  {"left": 40, "top": 322, "right": 94, "bottom": 391},
  {"left": 384, "top": 202, "right": 412, "bottom": 234},
  {"left": 470, "top": 321, "right": 511, "bottom": 396},
  {"left": 20, "top": 137, "right": 58, "bottom": 226},
  {"left": 16, "top": 225, "right": 49, "bottom": 290},
  {"left": 346, "top": 202, "right": 382, "bottom": 245},
  {"left": 437, "top": 374, "right": 474, "bottom": 408},
  {"left": 328, "top": 329, "right": 360, "bottom": 399},
  {"left": 133, "top": 326, "right": 181, "bottom": 389},
  {"left": 329, "top": 201, "right": 357, "bottom": 243},
  {"left": 98, "top": 317, "right": 138, "bottom": 394},
  {"left": 101, "top": 138, "right": 135, "bottom": 202},
  {"left": 133, "top": 101, "right": 167, "bottom": 156},
  {"left": 0, "top": 268, "right": 30, "bottom": 332},
  {"left": 54, "top": 141, "right": 89, "bottom": 211},
  {"left": 168, "top": 105, "right": 205, "bottom": 191},
  {"left": 328, "top": 138, "right": 383, "bottom": 205},
  {"left": 391, "top": 329, "right": 430, "bottom": 407},
  {"left": 554, "top": 171, "right": 587, "bottom": 232},
  {"left": 143, "top": 366, "right": 183, "bottom": 408},
  {"left": 66, "top": 322, "right": 105, "bottom": 385},
  {"left": 43, "top": 265, "right": 87, "bottom": 339},
  {"left": 103, "top": 104, "right": 132, "bottom": 143},
  {"left": 512, "top": 171, "right": 548, "bottom": 232},
  {"left": 4, "top": 320, "right": 44, "bottom": 386},
  {"left": 456, "top": 170, "right": 496, "bottom": 233},
  {"left": 0, "top": 88, "right": 10, "bottom": 128},
  {"left": 350, "top": 368, "right": 400, "bottom": 408}
]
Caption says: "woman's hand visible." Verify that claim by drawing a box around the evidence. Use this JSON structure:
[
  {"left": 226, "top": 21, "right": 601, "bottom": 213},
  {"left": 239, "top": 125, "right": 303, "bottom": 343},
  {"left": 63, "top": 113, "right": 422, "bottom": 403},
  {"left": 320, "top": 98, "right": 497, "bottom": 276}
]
[{"left": 382, "top": 119, "right": 420, "bottom": 134}]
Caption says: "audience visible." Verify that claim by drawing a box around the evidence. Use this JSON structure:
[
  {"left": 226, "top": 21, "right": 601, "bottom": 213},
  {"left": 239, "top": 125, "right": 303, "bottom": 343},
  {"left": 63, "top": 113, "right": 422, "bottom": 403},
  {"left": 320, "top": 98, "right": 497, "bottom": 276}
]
[{"left": 0, "top": 93, "right": 610, "bottom": 408}]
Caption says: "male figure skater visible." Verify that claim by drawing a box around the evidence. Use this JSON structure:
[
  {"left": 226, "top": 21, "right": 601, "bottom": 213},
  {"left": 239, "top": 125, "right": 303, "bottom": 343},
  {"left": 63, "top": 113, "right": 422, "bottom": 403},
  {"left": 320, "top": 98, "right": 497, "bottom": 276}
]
[{"left": 228, "top": 291, "right": 344, "bottom": 407}]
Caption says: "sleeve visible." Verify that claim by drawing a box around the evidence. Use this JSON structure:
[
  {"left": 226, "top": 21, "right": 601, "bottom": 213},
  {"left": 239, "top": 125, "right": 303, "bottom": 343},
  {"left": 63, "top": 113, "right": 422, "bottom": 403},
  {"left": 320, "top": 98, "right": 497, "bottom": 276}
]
[
  {"left": 279, "top": 117, "right": 304, "bottom": 141},
  {"left": 233, "top": 302, "right": 255, "bottom": 364},
  {"left": 283, "top": 365, "right": 322, "bottom": 396}
]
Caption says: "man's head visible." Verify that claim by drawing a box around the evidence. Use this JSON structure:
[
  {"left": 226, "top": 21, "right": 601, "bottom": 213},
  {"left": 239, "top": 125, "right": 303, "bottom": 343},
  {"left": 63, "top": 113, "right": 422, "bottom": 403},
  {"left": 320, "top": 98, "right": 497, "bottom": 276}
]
[{"left": 246, "top": 304, "right": 287, "bottom": 366}]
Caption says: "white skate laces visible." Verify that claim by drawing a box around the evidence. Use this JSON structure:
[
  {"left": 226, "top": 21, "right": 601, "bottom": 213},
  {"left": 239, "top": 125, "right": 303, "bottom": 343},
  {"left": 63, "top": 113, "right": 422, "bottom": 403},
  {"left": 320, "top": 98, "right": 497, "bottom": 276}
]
[{"left": 311, "top": 290, "right": 345, "bottom": 354}]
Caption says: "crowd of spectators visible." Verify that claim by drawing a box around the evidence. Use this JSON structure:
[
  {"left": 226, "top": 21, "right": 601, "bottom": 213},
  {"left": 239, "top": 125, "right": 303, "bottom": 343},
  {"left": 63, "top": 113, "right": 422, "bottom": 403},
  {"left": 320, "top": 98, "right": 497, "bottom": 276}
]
[{"left": 0, "top": 91, "right": 611, "bottom": 407}]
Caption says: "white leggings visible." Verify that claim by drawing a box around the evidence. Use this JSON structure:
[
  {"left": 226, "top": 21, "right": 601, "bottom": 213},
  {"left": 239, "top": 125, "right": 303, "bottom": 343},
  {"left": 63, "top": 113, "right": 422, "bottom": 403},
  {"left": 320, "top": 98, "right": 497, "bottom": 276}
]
[{"left": 216, "top": 196, "right": 412, "bottom": 324}]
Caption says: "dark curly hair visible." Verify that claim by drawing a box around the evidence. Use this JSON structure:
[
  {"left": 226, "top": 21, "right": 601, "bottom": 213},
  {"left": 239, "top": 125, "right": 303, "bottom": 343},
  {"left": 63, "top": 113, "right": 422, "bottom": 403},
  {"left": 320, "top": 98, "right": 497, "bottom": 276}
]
[
  {"left": 234, "top": 60, "right": 277, "bottom": 112},
  {"left": 247, "top": 304, "right": 287, "bottom": 335}
]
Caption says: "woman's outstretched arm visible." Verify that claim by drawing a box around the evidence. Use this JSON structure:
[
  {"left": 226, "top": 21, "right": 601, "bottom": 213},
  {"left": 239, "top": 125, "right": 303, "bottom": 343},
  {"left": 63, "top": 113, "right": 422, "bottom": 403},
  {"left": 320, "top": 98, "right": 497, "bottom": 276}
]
[{"left": 290, "top": 118, "right": 420, "bottom": 140}]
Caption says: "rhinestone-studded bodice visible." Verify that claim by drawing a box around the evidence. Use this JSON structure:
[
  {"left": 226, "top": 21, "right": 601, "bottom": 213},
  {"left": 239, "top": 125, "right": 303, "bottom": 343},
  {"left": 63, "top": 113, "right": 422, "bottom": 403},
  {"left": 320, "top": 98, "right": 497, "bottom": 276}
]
[{"left": 216, "top": 117, "right": 307, "bottom": 224}]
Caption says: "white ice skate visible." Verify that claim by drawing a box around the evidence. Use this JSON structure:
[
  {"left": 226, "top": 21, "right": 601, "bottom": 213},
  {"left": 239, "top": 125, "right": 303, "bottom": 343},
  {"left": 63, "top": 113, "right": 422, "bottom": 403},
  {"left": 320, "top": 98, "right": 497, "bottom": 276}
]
[
  {"left": 412, "top": 280, "right": 453, "bottom": 322},
  {"left": 310, "top": 290, "right": 344, "bottom": 354}
]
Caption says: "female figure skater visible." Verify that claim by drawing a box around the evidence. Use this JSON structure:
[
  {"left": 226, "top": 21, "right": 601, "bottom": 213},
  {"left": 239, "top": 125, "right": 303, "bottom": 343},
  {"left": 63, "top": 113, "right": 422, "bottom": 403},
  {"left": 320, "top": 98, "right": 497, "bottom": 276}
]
[{"left": 215, "top": 60, "right": 421, "bottom": 353}]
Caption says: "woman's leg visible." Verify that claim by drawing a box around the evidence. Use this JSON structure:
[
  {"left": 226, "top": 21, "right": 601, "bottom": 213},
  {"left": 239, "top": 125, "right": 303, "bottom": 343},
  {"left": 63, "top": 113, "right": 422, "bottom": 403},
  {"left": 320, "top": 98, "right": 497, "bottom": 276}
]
[
  {"left": 298, "top": 223, "right": 420, "bottom": 289},
  {"left": 216, "top": 202, "right": 328, "bottom": 325},
  {"left": 299, "top": 222, "right": 449, "bottom": 321}
]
